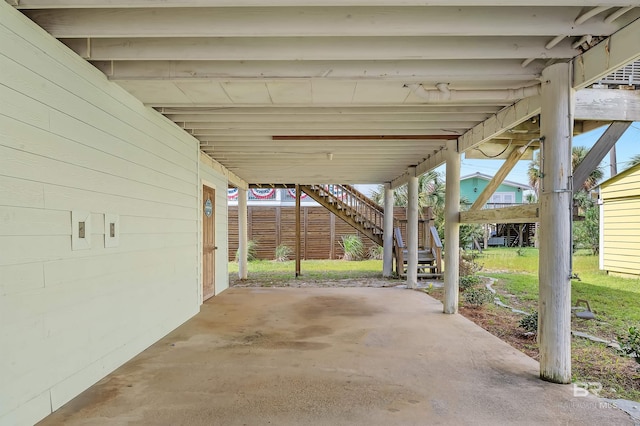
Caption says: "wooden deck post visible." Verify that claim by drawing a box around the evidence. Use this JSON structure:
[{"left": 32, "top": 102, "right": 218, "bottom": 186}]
[
  {"left": 295, "top": 184, "right": 301, "bottom": 277},
  {"left": 444, "top": 139, "right": 460, "bottom": 314},
  {"left": 407, "top": 167, "right": 419, "bottom": 288},
  {"left": 238, "top": 187, "right": 248, "bottom": 280},
  {"left": 383, "top": 182, "right": 394, "bottom": 277},
  {"left": 539, "top": 62, "right": 573, "bottom": 384}
]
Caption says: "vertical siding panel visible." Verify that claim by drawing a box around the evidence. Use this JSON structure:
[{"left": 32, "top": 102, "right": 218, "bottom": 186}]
[{"left": 601, "top": 165, "right": 640, "bottom": 276}]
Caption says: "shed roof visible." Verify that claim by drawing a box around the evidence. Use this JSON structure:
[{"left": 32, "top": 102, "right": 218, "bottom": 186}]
[{"left": 599, "top": 162, "right": 640, "bottom": 189}]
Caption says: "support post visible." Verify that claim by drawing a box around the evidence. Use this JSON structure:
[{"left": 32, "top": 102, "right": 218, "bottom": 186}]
[
  {"left": 518, "top": 224, "right": 523, "bottom": 248},
  {"left": 610, "top": 145, "right": 618, "bottom": 177},
  {"left": 383, "top": 183, "right": 394, "bottom": 277},
  {"left": 238, "top": 187, "right": 248, "bottom": 280},
  {"left": 295, "top": 184, "right": 301, "bottom": 277},
  {"left": 538, "top": 62, "right": 573, "bottom": 384},
  {"left": 444, "top": 139, "right": 460, "bottom": 314},
  {"left": 407, "top": 167, "right": 419, "bottom": 288},
  {"left": 483, "top": 224, "right": 489, "bottom": 249}
]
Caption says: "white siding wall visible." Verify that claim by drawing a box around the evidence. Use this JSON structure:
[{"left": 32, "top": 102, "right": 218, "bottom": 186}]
[
  {"left": 0, "top": 5, "right": 229, "bottom": 425},
  {"left": 199, "top": 154, "right": 230, "bottom": 296}
]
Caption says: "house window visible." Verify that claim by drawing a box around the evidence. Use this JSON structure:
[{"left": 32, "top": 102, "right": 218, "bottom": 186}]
[{"left": 491, "top": 192, "right": 515, "bottom": 204}]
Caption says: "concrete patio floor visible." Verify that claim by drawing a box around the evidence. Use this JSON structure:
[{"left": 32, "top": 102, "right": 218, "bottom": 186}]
[{"left": 39, "top": 288, "right": 633, "bottom": 425}]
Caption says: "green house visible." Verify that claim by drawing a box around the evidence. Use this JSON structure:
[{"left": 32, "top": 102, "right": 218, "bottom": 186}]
[{"left": 460, "top": 172, "right": 530, "bottom": 207}]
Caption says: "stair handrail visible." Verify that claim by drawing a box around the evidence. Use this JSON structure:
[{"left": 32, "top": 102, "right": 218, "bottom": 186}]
[
  {"left": 429, "top": 225, "right": 443, "bottom": 274},
  {"left": 342, "top": 184, "right": 384, "bottom": 213},
  {"left": 336, "top": 184, "right": 383, "bottom": 230},
  {"left": 310, "top": 184, "right": 384, "bottom": 233}
]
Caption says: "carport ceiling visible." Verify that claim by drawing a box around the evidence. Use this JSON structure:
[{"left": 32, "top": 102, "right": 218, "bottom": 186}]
[{"left": 11, "top": 1, "right": 640, "bottom": 185}]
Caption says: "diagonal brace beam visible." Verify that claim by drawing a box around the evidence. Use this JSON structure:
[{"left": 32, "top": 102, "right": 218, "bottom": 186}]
[
  {"left": 469, "top": 144, "right": 529, "bottom": 211},
  {"left": 572, "top": 121, "right": 631, "bottom": 191}
]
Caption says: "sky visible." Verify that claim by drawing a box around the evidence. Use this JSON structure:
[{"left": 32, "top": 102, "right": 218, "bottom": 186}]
[
  {"left": 357, "top": 122, "right": 640, "bottom": 196},
  {"left": 447, "top": 122, "right": 640, "bottom": 187}
]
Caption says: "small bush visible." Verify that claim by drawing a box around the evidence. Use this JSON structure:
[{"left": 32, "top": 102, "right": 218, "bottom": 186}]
[
  {"left": 617, "top": 326, "right": 640, "bottom": 364},
  {"left": 275, "top": 244, "right": 293, "bottom": 262},
  {"left": 235, "top": 240, "right": 258, "bottom": 262},
  {"left": 368, "top": 244, "right": 384, "bottom": 260},
  {"left": 340, "top": 235, "right": 365, "bottom": 261},
  {"left": 459, "top": 275, "right": 481, "bottom": 291},
  {"left": 462, "top": 287, "right": 494, "bottom": 308},
  {"left": 519, "top": 311, "right": 538, "bottom": 334},
  {"left": 459, "top": 251, "right": 482, "bottom": 276}
]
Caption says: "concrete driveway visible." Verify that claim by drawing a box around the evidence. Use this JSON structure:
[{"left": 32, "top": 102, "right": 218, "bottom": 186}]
[{"left": 39, "top": 288, "right": 632, "bottom": 425}]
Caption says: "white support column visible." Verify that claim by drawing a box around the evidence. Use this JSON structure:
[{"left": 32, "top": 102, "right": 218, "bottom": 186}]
[
  {"left": 538, "top": 62, "right": 573, "bottom": 384},
  {"left": 383, "top": 183, "right": 394, "bottom": 277},
  {"left": 407, "top": 167, "right": 419, "bottom": 288},
  {"left": 238, "top": 187, "right": 248, "bottom": 280},
  {"left": 444, "top": 139, "right": 461, "bottom": 314}
]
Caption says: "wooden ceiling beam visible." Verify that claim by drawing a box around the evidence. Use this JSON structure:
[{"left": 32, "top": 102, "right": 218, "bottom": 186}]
[
  {"left": 60, "top": 36, "right": 578, "bottom": 61},
  {"left": 159, "top": 106, "right": 502, "bottom": 115},
  {"left": 573, "top": 17, "right": 640, "bottom": 89},
  {"left": 167, "top": 113, "right": 492, "bottom": 122},
  {"left": 97, "top": 59, "right": 544, "bottom": 81},
  {"left": 11, "top": 1, "right": 636, "bottom": 8},
  {"left": 181, "top": 121, "right": 479, "bottom": 130},
  {"left": 23, "top": 7, "right": 631, "bottom": 38}
]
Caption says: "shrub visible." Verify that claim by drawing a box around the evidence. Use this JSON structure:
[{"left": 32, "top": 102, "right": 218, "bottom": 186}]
[
  {"left": 275, "top": 244, "right": 293, "bottom": 262},
  {"left": 235, "top": 240, "right": 258, "bottom": 262},
  {"left": 368, "top": 244, "right": 383, "bottom": 260},
  {"left": 617, "top": 326, "right": 640, "bottom": 364},
  {"left": 459, "top": 275, "right": 481, "bottom": 292},
  {"left": 462, "top": 287, "right": 493, "bottom": 308},
  {"left": 519, "top": 311, "right": 538, "bottom": 334},
  {"left": 459, "top": 250, "right": 482, "bottom": 276},
  {"left": 340, "top": 235, "right": 365, "bottom": 261}
]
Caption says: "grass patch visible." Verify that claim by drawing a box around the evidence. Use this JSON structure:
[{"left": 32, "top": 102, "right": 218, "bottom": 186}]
[
  {"left": 472, "top": 247, "right": 640, "bottom": 401},
  {"left": 478, "top": 248, "right": 640, "bottom": 339},
  {"left": 229, "top": 259, "right": 387, "bottom": 285}
]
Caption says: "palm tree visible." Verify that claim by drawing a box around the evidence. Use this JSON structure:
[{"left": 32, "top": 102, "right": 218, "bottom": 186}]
[
  {"left": 527, "top": 152, "right": 541, "bottom": 197},
  {"left": 528, "top": 146, "right": 604, "bottom": 194},
  {"left": 572, "top": 146, "right": 604, "bottom": 191},
  {"left": 370, "top": 170, "right": 446, "bottom": 216},
  {"left": 628, "top": 153, "right": 640, "bottom": 168}
]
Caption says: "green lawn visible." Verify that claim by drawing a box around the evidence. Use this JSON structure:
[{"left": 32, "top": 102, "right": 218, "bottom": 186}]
[
  {"left": 476, "top": 247, "right": 640, "bottom": 339},
  {"left": 229, "top": 259, "right": 387, "bottom": 284},
  {"left": 464, "top": 247, "right": 640, "bottom": 401}
]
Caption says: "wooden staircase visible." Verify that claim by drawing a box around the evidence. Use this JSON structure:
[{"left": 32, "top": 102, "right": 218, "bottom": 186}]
[
  {"left": 300, "top": 184, "right": 384, "bottom": 246},
  {"left": 394, "top": 227, "right": 443, "bottom": 278},
  {"left": 300, "top": 184, "right": 443, "bottom": 277}
]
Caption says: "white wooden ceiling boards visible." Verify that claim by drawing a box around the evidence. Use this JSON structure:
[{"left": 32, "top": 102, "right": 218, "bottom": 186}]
[{"left": 9, "top": 1, "right": 640, "bottom": 185}]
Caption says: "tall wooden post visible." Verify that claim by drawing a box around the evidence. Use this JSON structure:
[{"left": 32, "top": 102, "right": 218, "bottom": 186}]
[
  {"left": 539, "top": 62, "right": 573, "bottom": 384},
  {"left": 444, "top": 139, "right": 460, "bottom": 314},
  {"left": 407, "top": 167, "right": 419, "bottom": 288},
  {"left": 383, "top": 183, "right": 394, "bottom": 277},
  {"left": 295, "top": 184, "right": 301, "bottom": 277},
  {"left": 238, "top": 187, "right": 248, "bottom": 280},
  {"left": 609, "top": 145, "right": 618, "bottom": 177},
  {"left": 518, "top": 224, "right": 524, "bottom": 248},
  {"left": 483, "top": 224, "right": 489, "bottom": 249}
]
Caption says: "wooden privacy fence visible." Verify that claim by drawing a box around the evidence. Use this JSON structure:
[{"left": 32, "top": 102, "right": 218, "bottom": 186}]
[{"left": 228, "top": 205, "right": 434, "bottom": 261}]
